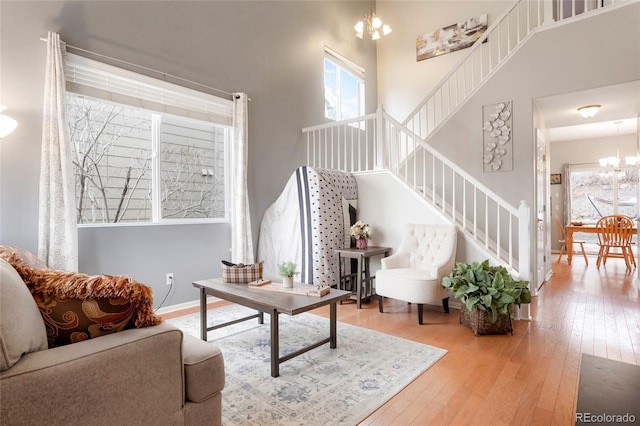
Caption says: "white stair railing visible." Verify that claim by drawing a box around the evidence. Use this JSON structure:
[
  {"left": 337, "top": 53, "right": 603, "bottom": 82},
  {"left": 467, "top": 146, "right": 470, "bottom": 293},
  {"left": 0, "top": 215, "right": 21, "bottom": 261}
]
[
  {"left": 303, "top": 113, "right": 379, "bottom": 173},
  {"left": 303, "top": 108, "right": 529, "bottom": 271},
  {"left": 381, "top": 110, "right": 526, "bottom": 270}
]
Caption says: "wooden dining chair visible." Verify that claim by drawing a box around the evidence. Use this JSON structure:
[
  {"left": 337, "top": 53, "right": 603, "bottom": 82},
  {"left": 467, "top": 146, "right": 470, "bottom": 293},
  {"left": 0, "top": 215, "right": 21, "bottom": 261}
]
[
  {"left": 555, "top": 215, "right": 588, "bottom": 265},
  {"left": 595, "top": 214, "right": 636, "bottom": 271}
]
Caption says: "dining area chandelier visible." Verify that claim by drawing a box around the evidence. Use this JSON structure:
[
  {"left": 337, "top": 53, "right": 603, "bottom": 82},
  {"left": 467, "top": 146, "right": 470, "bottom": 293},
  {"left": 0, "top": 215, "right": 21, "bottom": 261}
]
[
  {"left": 599, "top": 147, "right": 637, "bottom": 171},
  {"left": 598, "top": 121, "right": 638, "bottom": 214},
  {"left": 599, "top": 122, "right": 637, "bottom": 172}
]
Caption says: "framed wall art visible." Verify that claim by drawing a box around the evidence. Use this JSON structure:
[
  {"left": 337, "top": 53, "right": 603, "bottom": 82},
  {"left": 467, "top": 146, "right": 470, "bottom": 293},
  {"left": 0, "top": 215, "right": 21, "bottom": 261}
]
[
  {"left": 416, "top": 14, "right": 488, "bottom": 61},
  {"left": 550, "top": 173, "right": 562, "bottom": 185}
]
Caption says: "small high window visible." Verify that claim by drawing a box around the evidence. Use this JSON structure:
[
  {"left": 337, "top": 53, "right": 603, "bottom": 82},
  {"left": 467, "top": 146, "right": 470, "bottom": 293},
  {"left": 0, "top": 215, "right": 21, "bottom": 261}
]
[{"left": 324, "top": 48, "right": 365, "bottom": 121}]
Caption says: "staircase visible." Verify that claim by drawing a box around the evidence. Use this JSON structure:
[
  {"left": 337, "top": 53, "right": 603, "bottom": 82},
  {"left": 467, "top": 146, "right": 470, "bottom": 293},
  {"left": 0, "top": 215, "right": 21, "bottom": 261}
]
[{"left": 302, "top": 0, "right": 631, "bottom": 279}]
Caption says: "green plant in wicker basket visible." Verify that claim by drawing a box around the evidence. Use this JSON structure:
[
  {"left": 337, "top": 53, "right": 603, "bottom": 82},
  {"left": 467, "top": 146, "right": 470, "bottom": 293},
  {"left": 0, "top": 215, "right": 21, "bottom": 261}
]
[{"left": 441, "top": 260, "right": 531, "bottom": 323}]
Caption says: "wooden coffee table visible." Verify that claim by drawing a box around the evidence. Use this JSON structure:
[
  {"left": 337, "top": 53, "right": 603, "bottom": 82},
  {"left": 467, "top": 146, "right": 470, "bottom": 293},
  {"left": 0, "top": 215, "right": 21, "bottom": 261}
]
[{"left": 192, "top": 278, "right": 351, "bottom": 377}]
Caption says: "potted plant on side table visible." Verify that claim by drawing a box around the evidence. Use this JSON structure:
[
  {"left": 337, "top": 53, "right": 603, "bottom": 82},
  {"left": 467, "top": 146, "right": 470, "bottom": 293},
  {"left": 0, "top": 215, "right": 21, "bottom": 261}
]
[
  {"left": 277, "top": 261, "right": 298, "bottom": 289},
  {"left": 441, "top": 260, "right": 531, "bottom": 336}
]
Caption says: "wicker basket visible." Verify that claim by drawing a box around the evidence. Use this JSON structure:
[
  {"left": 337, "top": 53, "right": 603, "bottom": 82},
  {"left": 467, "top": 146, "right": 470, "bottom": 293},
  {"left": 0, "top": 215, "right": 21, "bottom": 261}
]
[{"left": 460, "top": 308, "right": 513, "bottom": 336}]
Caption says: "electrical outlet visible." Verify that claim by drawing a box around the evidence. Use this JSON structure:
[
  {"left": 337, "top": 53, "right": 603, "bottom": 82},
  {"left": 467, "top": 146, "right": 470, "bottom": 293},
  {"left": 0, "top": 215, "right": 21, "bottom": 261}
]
[{"left": 166, "top": 273, "right": 174, "bottom": 286}]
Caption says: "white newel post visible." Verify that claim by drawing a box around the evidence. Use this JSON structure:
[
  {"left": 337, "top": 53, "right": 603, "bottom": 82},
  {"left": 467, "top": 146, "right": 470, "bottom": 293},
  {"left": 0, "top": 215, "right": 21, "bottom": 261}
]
[
  {"left": 375, "top": 105, "right": 385, "bottom": 170},
  {"left": 514, "top": 200, "right": 532, "bottom": 320}
]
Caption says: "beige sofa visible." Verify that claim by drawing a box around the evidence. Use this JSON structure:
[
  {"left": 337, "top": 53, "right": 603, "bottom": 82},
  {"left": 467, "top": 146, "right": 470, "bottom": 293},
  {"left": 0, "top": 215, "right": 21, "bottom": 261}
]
[{"left": 0, "top": 256, "right": 224, "bottom": 426}]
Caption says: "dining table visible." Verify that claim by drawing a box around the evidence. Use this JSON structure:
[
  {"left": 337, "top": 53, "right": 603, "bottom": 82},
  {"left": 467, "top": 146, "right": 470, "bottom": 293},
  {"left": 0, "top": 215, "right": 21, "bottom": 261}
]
[
  {"left": 565, "top": 224, "right": 598, "bottom": 265},
  {"left": 565, "top": 222, "right": 637, "bottom": 264}
]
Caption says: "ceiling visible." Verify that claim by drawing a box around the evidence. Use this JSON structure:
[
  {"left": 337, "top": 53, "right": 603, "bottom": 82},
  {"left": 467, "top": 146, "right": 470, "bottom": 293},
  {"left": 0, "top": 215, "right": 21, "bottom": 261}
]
[{"left": 534, "top": 80, "right": 640, "bottom": 142}]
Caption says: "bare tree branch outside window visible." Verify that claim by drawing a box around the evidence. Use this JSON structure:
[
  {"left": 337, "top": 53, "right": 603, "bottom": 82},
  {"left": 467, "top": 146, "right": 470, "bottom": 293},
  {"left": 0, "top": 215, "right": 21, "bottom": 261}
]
[
  {"left": 160, "top": 117, "right": 225, "bottom": 219},
  {"left": 67, "top": 94, "right": 152, "bottom": 223}
]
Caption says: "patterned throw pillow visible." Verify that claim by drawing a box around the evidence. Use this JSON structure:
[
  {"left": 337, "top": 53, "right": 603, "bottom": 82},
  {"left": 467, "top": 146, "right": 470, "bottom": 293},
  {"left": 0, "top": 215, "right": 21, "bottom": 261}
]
[
  {"left": 34, "top": 295, "right": 137, "bottom": 348},
  {"left": 1, "top": 253, "right": 162, "bottom": 348}
]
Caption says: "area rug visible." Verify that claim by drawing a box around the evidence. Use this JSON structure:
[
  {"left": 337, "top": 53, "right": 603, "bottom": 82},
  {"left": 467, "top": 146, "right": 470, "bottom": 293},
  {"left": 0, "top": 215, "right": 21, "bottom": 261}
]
[
  {"left": 167, "top": 304, "right": 447, "bottom": 425},
  {"left": 575, "top": 354, "right": 640, "bottom": 425}
]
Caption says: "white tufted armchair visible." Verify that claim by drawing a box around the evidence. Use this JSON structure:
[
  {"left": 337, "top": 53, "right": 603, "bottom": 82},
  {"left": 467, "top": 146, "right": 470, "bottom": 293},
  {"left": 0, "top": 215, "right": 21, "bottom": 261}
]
[{"left": 376, "top": 223, "right": 457, "bottom": 324}]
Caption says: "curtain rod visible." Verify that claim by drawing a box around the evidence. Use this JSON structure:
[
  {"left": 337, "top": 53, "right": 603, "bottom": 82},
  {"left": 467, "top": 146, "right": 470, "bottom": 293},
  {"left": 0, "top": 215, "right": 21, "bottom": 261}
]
[{"left": 39, "top": 36, "right": 248, "bottom": 101}]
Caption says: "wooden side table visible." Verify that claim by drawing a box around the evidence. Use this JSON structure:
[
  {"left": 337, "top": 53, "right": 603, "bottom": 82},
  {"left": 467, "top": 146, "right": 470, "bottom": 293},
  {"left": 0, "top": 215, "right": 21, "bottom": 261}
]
[{"left": 335, "top": 246, "right": 391, "bottom": 309}]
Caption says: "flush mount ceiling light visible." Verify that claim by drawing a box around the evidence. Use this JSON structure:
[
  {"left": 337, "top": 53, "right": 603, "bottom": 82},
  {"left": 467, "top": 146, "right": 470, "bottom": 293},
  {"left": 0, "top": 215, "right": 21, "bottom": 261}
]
[
  {"left": 354, "top": 13, "right": 391, "bottom": 40},
  {"left": 0, "top": 105, "right": 18, "bottom": 139},
  {"left": 577, "top": 104, "right": 601, "bottom": 118}
]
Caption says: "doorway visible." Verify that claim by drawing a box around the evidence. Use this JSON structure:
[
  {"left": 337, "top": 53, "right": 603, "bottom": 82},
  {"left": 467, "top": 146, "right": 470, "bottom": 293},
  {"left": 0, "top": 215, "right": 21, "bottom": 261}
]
[{"left": 535, "top": 81, "right": 640, "bottom": 279}]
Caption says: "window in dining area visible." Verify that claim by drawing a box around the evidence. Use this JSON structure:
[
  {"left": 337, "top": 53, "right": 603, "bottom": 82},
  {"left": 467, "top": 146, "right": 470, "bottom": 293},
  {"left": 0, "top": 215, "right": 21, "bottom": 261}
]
[{"left": 568, "top": 164, "right": 638, "bottom": 223}]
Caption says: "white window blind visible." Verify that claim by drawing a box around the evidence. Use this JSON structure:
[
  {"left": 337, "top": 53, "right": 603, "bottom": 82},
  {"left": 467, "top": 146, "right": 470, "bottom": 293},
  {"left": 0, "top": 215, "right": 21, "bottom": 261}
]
[
  {"left": 324, "top": 47, "right": 365, "bottom": 81},
  {"left": 64, "top": 53, "right": 233, "bottom": 126}
]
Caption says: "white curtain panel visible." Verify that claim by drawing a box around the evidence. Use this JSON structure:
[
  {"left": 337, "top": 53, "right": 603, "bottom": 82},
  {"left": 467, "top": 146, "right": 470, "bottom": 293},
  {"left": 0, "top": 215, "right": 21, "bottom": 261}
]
[
  {"left": 231, "top": 93, "right": 254, "bottom": 264},
  {"left": 563, "top": 163, "right": 572, "bottom": 225},
  {"left": 38, "top": 32, "right": 78, "bottom": 271}
]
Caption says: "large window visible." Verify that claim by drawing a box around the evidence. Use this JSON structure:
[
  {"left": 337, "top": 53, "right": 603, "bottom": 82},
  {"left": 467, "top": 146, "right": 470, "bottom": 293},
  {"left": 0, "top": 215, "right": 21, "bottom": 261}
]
[
  {"left": 65, "top": 54, "right": 232, "bottom": 225},
  {"left": 324, "top": 48, "right": 365, "bottom": 121},
  {"left": 568, "top": 164, "right": 638, "bottom": 223}
]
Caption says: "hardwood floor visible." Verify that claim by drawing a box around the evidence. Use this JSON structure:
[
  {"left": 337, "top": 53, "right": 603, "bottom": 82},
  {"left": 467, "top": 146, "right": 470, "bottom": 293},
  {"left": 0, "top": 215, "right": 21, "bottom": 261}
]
[
  {"left": 163, "top": 256, "right": 639, "bottom": 425},
  {"left": 310, "top": 256, "right": 639, "bottom": 425}
]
